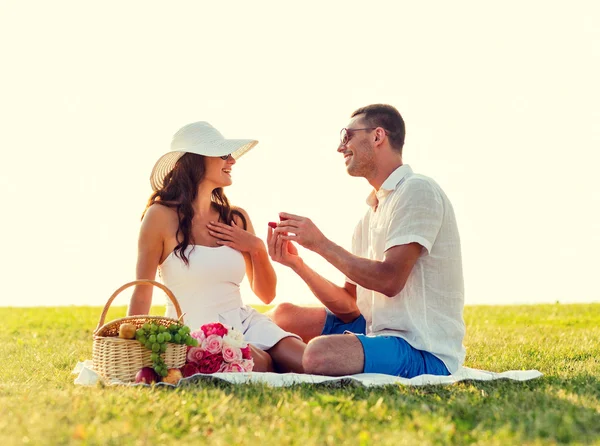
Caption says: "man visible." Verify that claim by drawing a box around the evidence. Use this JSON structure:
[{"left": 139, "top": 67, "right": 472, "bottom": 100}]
[{"left": 267, "top": 104, "right": 465, "bottom": 377}]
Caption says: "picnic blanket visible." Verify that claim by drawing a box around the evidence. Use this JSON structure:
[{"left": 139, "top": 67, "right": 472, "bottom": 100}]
[{"left": 72, "top": 360, "right": 542, "bottom": 387}]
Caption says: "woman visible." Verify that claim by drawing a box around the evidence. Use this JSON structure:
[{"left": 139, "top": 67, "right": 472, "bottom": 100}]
[{"left": 127, "top": 121, "right": 305, "bottom": 373}]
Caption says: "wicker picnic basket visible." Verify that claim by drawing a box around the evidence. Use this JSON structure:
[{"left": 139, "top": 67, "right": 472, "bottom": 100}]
[{"left": 92, "top": 280, "right": 188, "bottom": 383}]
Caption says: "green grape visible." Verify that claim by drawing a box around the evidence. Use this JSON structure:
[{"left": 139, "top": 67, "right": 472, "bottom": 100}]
[
  {"left": 148, "top": 335, "right": 157, "bottom": 344},
  {"left": 170, "top": 324, "right": 181, "bottom": 332},
  {"left": 174, "top": 333, "right": 182, "bottom": 343},
  {"left": 190, "top": 337, "right": 198, "bottom": 347},
  {"left": 135, "top": 329, "right": 144, "bottom": 337},
  {"left": 150, "top": 353, "right": 159, "bottom": 361},
  {"left": 158, "top": 325, "right": 167, "bottom": 333},
  {"left": 138, "top": 336, "right": 147, "bottom": 344},
  {"left": 150, "top": 324, "right": 158, "bottom": 333},
  {"left": 184, "top": 337, "right": 194, "bottom": 346},
  {"left": 142, "top": 323, "right": 150, "bottom": 331},
  {"left": 178, "top": 329, "right": 186, "bottom": 337},
  {"left": 160, "top": 343, "right": 167, "bottom": 353},
  {"left": 156, "top": 333, "right": 165, "bottom": 343},
  {"left": 151, "top": 343, "right": 160, "bottom": 352},
  {"left": 145, "top": 341, "right": 153, "bottom": 350},
  {"left": 163, "top": 332, "right": 172, "bottom": 342}
]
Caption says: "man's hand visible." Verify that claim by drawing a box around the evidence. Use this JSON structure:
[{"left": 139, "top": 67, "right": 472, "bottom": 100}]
[
  {"left": 274, "top": 212, "right": 327, "bottom": 252},
  {"left": 267, "top": 225, "right": 303, "bottom": 270}
]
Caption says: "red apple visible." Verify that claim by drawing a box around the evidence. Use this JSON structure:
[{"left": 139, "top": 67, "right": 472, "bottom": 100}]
[{"left": 135, "top": 367, "right": 159, "bottom": 384}]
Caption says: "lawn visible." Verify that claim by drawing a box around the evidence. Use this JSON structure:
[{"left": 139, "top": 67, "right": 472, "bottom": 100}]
[{"left": 1, "top": 303, "right": 599, "bottom": 445}]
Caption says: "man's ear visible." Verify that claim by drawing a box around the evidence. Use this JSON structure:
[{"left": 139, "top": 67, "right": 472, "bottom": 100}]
[{"left": 374, "top": 127, "right": 386, "bottom": 144}]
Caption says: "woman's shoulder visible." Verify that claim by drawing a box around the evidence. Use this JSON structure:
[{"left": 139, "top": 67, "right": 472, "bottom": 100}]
[{"left": 143, "top": 202, "right": 179, "bottom": 224}]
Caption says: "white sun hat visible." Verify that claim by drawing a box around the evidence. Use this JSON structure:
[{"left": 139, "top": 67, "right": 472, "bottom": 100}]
[{"left": 150, "top": 121, "right": 258, "bottom": 191}]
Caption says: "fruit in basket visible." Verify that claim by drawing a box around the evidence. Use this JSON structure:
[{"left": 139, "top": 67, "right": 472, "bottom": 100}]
[
  {"left": 162, "top": 368, "right": 183, "bottom": 385},
  {"left": 118, "top": 323, "right": 137, "bottom": 339},
  {"left": 135, "top": 367, "right": 159, "bottom": 384},
  {"left": 133, "top": 321, "right": 199, "bottom": 377}
]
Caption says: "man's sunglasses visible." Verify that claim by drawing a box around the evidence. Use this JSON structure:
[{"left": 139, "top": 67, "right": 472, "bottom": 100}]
[
  {"left": 220, "top": 154, "right": 232, "bottom": 160},
  {"left": 340, "top": 127, "right": 388, "bottom": 146}
]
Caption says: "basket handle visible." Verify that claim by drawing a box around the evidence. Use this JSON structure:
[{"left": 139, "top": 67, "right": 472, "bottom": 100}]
[{"left": 95, "top": 280, "right": 184, "bottom": 331}]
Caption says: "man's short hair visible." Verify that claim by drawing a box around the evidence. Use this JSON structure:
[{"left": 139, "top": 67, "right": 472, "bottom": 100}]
[{"left": 351, "top": 104, "right": 405, "bottom": 152}]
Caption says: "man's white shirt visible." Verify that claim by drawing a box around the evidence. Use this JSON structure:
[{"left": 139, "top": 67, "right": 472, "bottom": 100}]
[{"left": 347, "top": 164, "right": 466, "bottom": 373}]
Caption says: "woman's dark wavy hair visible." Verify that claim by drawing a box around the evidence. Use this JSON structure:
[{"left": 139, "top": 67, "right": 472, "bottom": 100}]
[{"left": 142, "top": 152, "right": 246, "bottom": 266}]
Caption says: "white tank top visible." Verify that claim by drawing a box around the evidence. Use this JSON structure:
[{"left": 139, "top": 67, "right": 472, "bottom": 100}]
[{"left": 159, "top": 245, "right": 246, "bottom": 331}]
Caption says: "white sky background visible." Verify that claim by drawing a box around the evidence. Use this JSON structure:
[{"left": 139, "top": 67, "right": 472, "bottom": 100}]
[{"left": 1, "top": 1, "right": 599, "bottom": 309}]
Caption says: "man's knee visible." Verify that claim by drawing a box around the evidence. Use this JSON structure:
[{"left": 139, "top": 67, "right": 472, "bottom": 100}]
[
  {"left": 302, "top": 337, "right": 330, "bottom": 375},
  {"left": 267, "top": 302, "right": 299, "bottom": 329}
]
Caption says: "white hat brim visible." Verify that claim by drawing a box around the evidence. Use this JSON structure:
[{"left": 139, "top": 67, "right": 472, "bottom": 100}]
[{"left": 150, "top": 139, "right": 257, "bottom": 191}]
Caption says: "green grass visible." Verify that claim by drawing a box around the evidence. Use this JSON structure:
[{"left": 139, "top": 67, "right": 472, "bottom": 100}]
[{"left": 1, "top": 304, "right": 599, "bottom": 445}]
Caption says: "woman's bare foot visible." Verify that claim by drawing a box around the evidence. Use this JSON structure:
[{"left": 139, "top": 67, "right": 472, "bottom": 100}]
[
  {"left": 267, "top": 337, "right": 306, "bottom": 373},
  {"left": 249, "top": 344, "right": 275, "bottom": 372}
]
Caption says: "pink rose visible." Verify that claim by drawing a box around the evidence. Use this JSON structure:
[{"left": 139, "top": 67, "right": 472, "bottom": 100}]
[
  {"left": 201, "top": 322, "right": 228, "bottom": 338},
  {"left": 222, "top": 362, "right": 245, "bottom": 373},
  {"left": 187, "top": 347, "right": 204, "bottom": 364},
  {"left": 198, "top": 353, "right": 223, "bottom": 374},
  {"left": 222, "top": 345, "right": 242, "bottom": 363},
  {"left": 241, "top": 345, "right": 252, "bottom": 360},
  {"left": 202, "top": 334, "right": 223, "bottom": 355},
  {"left": 190, "top": 329, "right": 206, "bottom": 344}
]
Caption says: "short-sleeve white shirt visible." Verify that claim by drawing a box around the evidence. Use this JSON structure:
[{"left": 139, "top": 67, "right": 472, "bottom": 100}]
[{"left": 348, "top": 164, "right": 466, "bottom": 372}]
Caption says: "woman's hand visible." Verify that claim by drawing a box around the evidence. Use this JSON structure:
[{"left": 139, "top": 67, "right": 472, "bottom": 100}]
[
  {"left": 208, "top": 220, "right": 264, "bottom": 253},
  {"left": 267, "top": 226, "right": 303, "bottom": 270}
]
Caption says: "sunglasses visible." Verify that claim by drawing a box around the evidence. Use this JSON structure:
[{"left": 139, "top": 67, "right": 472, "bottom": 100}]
[
  {"left": 339, "top": 127, "right": 377, "bottom": 146},
  {"left": 220, "top": 154, "right": 232, "bottom": 160}
]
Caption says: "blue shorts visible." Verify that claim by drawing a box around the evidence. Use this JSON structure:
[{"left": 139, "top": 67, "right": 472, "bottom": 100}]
[
  {"left": 354, "top": 334, "right": 450, "bottom": 378},
  {"left": 321, "top": 309, "right": 367, "bottom": 336},
  {"left": 321, "top": 311, "right": 449, "bottom": 378}
]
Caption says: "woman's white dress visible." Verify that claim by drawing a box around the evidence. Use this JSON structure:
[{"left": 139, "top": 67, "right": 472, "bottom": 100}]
[{"left": 159, "top": 245, "right": 299, "bottom": 350}]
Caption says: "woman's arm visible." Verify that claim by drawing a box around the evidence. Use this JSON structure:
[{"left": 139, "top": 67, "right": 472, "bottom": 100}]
[
  {"left": 127, "top": 205, "right": 167, "bottom": 315},
  {"left": 240, "top": 211, "right": 277, "bottom": 304},
  {"left": 207, "top": 207, "right": 277, "bottom": 304},
  {"left": 268, "top": 231, "right": 360, "bottom": 321}
]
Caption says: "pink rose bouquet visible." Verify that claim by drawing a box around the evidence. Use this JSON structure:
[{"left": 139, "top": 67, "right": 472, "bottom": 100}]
[{"left": 183, "top": 322, "right": 253, "bottom": 375}]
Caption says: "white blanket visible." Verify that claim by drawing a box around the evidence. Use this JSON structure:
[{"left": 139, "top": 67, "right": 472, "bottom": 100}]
[{"left": 72, "top": 360, "right": 542, "bottom": 387}]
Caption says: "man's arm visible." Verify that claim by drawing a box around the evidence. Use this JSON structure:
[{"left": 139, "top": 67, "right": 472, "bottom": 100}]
[
  {"left": 315, "top": 239, "right": 422, "bottom": 298},
  {"left": 276, "top": 213, "right": 423, "bottom": 298},
  {"left": 278, "top": 181, "right": 442, "bottom": 297}
]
